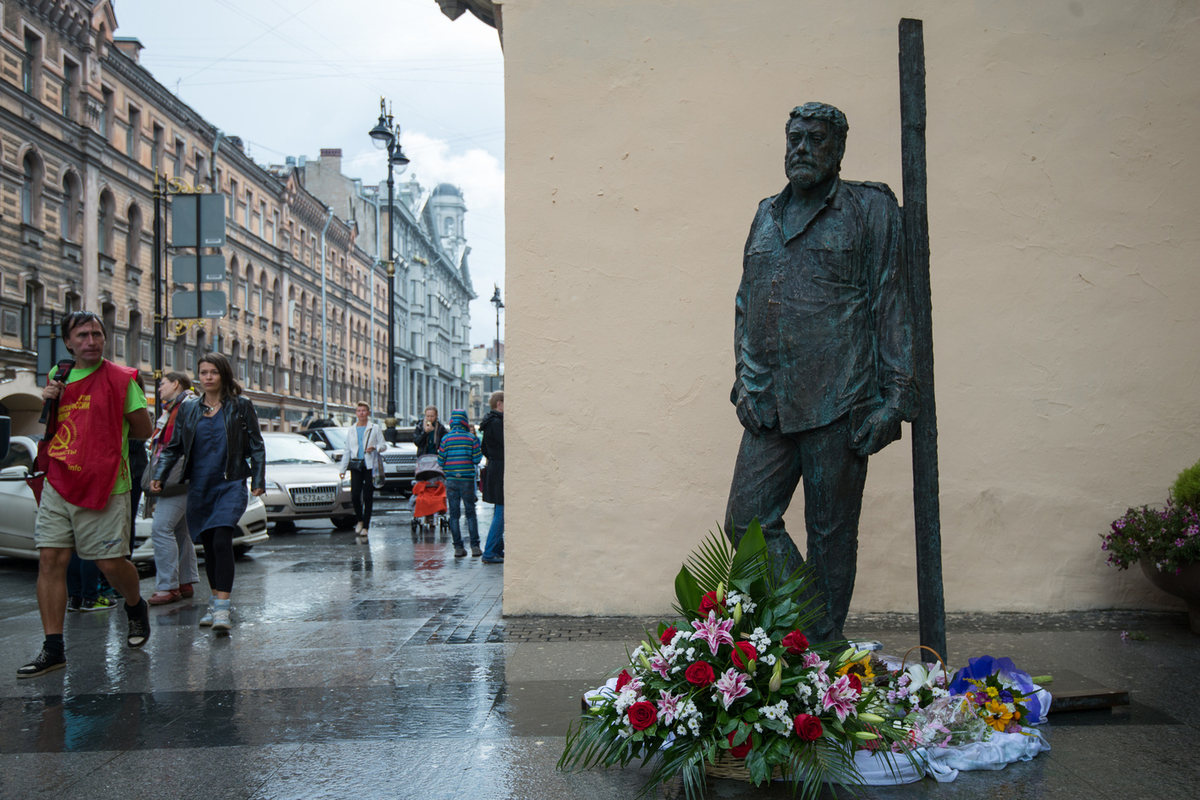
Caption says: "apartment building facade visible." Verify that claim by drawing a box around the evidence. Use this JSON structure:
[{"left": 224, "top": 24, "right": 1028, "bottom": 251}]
[{"left": 0, "top": 1, "right": 391, "bottom": 433}]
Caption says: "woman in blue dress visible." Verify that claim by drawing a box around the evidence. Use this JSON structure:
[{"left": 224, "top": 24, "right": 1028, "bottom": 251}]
[{"left": 151, "top": 353, "right": 265, "bottom": 633}]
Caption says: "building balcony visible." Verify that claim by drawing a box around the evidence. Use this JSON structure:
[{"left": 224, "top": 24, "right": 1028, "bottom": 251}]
[
  {"left": 60, "top": 240, "right": 81, "bottom": 264},
  {"left": 99, "top": 253, "right": 116, "bottom": 276},
  {"left": 21, "top": 223, "right": 45, "bottom": 250}
]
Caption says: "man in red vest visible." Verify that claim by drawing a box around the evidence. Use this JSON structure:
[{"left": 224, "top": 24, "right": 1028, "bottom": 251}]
[{"left": 17, "top": 311, "right": 155, "bottom": 678}]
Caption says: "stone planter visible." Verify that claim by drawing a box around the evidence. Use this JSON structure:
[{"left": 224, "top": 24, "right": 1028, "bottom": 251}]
[{"left": 1140, "top": 560, "right": 1200, "bottom": 634}]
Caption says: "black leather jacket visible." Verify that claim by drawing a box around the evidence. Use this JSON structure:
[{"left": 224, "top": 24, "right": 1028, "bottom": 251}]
[{"left": 153, "top": 395, "right": 266, "bottom": 491}]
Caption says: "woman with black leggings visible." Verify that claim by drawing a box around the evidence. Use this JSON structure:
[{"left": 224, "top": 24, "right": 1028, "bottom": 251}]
[{"left": 151, "top": 352, "right": 265, "bottom": 633}]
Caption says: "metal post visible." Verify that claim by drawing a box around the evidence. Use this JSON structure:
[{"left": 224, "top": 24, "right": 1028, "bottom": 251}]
[
  {"left": 153, "top": 171, "right": 163, "bottom": 383},
  {"left": 386, "top": 152, "right": 397, "bottom": 431},
  {"left": 899, "top": 18, "right": 947, "bottom": 662}
]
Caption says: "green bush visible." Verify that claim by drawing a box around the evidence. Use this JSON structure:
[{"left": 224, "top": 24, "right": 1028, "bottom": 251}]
[{"left": 1171, "top": 458, "right": 1200, "bottom": 509}]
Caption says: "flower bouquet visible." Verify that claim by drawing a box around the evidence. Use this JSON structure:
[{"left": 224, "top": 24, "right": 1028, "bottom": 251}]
[{"left": 558, "top": 522, "right": 912, "bottom": 798}]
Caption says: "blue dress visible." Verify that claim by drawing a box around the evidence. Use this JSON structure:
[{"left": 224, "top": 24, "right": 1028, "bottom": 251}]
[{"left": 186, "top": 409, "right": 249, "bottom": 542}]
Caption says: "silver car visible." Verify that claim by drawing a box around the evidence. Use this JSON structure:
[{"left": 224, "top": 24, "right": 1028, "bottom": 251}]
[
  {"left": 0, "top": 435, "right": 269, "bottom": 561},
  {"left": 301, "top": 426, "right": 418, "bottom": 494},
  {"left": 261, "top": 433, "right": 356, "bottom": 530}
]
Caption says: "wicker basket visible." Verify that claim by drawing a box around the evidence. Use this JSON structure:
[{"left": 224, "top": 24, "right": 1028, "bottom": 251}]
[{"left": 704, "top": 752, "right": 784, "bottom": 782}]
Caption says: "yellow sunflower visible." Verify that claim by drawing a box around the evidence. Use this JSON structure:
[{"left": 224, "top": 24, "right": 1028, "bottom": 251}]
[{"left": 836, "top": 654, "right": 877, "bottom": 685}]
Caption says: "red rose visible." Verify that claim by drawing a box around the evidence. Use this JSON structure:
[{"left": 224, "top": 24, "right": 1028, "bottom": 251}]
[
  {"left": 698, "top": 591, "right": 726, "bottom": 616},
  {"left": 781, "top": 630, "right": 809, "bottom": 655},
  {"left": 685, "top": 661, "right": 716, "bottom": 686},
  {"left": 660, "top": 626, "right": 678, "bottom": 645},
  {"left": 628, "top": 701, "right": 657, "bottom": 731},
  {"left": 847, "top": 673, "right": 863, "bottom": 694},
  {"left": 730, "top": 641, "right": 758, "bottom": 671},
  {"left": 615, "top": 670, "right": 632, "bottom": 692},
  {"left": 793, "top": 713, "right": 823, "bottom": 741},
  {"left": 727, "top": 730, "right": 753, "bottom": 759}
]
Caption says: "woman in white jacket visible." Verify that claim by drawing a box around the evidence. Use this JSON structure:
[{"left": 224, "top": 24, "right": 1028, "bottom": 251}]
[{"left": 337, "top": 402, "right": 389, "bottom": 542}]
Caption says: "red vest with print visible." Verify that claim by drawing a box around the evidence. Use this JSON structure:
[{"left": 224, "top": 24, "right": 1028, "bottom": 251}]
[{"left": 46, "top": 360, "right": 138, "bottom": 510}]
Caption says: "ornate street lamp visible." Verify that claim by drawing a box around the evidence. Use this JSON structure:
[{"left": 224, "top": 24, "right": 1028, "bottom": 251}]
[
  {"left": 368, "top": 98, "right": 409, "bottom": 437},
  {"left": 490, "top": 284, "right": 503, "bottom": 380}
]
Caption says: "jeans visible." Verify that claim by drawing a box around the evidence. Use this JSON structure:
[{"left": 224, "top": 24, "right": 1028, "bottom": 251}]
[
  {"left": 349, "top": 465, "right": 375, "bottom": 528},
  {"left": 483, "top": 504, "right": 504, "bottom": 560},
  {"left": 66, "top": 552, "right": 100, "bottom": 601},
  {"left": 150, "top": 494, "right": 200, "bottom": 592},
  {"left": 445, "top": 479, "right": 480, "bottom": 548}
]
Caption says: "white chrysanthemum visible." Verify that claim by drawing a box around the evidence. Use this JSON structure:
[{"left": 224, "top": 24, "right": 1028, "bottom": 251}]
[{"left": 762, "top": 654, "right": 777, "bottom": 667}]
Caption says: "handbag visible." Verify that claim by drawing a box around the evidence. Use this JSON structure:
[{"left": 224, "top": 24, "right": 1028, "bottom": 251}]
[
  {"left": 142, "top": 444, "right": 186, "bottom": 495},
  {"left": 348, "top": 458, "right": 366, "bottom": 471},
  {"left": 373, "top": 466, "right": 385, "bottom": 489}
]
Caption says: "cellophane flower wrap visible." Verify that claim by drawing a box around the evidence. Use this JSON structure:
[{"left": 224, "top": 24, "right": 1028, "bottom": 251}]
[{"left": 557, "top": 522, "right": 912, "bottom": 799}]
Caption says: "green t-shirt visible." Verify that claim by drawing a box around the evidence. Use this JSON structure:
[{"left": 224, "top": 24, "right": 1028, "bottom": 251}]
[{"left": 49, "top": 360, "right": 147, "bottom": 495}]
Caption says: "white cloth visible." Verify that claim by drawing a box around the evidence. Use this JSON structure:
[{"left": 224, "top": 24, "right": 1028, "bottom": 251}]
[
  {"left": 922, "top": 729, "right": 1051, "bottom": 782},
  {"left": 337, "top": 423, "right": 388, "bottom": 473}
]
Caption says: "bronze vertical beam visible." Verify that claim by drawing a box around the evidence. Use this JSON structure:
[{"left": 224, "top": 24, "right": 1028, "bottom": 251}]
[{"left": 899, "top": 18, "right": 947, "bottom": 661}]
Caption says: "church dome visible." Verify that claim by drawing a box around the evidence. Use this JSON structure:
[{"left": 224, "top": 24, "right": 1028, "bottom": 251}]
[{"left": 431, "top": 183, "right": 462, "bottom": 198}]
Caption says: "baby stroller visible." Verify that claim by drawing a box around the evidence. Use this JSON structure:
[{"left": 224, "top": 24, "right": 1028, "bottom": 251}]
[{"left": 409, "top": 455, "right": 450, "bottom": 540}]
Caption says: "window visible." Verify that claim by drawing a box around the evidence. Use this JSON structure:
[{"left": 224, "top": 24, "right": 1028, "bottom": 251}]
[
  {"left": 228, "top": 179, "right": 237, "bottom": 219},
  {"left": 258, "top": 201, "right": 266, "bottom": 237},
  {"left": 244, "top": 190, "right": 251, "bottom": 228},
  {"left": 126, "top": 105, "right": 141, "bottom": 159},
  {"left": 61, "top": 172, "right": 80, "bottom": 240},
  {"left": 195, "top": 151, "right": 207, "bottom": 187},
  {"left": 126, "top": 204, "right": 143, "bottom": 266},
  {"left": 22, "top": 31, "right": 42, "bottom": 96},
  {"left": 20, "top": 284, "right": 37, "bottom": 350},
  {"left": 152, "top": 123, "right": 164, "bottom": 172},
  {"left": 21, "top": 152, "right": 43, "bottom": 227},
  {"left": 271, "top": 210, "right": 279, "bottom": 245},
  {"left": 173, "top": 139, "right": 185, "bottom": 178},
  {"left": 101, "top": 87, "right": 115, "bottom": 140},
  {"left": 62, "top": 59, "right": 79, "bottom": 119},
  {"left": 98, "top": 190, "right": 115, "bottom": 256}
]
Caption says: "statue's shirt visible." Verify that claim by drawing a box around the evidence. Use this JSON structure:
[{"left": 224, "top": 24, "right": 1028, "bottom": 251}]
[{"left": 734, "top": 178, "right": 916, "bottom": 434}]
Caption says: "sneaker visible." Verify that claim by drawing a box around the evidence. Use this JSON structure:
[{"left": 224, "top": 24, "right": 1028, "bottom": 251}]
[
  {"left": 199, "top": 600, "right": 216, "bottom": 627},
  {"left": 471, "top": 546, "right": 482, "bottom": 557},
  {"left": 126, "top": 599, "right": 151, "bottom": 649},
  {"left": 16, "top": 648, "right": 66, "bottom": 679},
  {"left": 67, "top": 596, "right": 83, "bottom": 612},
  {"left": 81, "top": 596, "right": 116, "bottom": 612},
  {"left": 211, "top": 599, "right": 232, "bottom": 632},
  {"left": 482, "top": 557, "right": 505, "bottom": 564},
  {"left": 454, "top": 547, "right": 467, "bottom": 558}
]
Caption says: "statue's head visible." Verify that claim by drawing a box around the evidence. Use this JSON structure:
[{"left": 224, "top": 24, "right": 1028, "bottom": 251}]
[{"left": 785, "top": 103, "right": 848, "bottom": 191}]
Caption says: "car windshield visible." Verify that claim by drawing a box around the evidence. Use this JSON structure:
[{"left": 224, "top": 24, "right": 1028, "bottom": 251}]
[
  {"left": 265, "top": 437, "right": 333, "bottom": 465},
  {"left": 321, "top": 428, "right": 349, "bottom": 449}
]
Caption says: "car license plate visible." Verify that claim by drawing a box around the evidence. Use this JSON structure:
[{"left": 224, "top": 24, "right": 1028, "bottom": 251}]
[{"left": 310, "top": 491, "right": 335, "bottom": 504}]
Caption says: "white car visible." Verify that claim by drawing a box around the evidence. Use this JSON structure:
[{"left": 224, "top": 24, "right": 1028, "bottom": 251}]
[
  {"left": 0, "top": 435, "right": 269, "bottom": 562},
  {"left": 260, "top": 433, "right": 356, "bottom": 529},
  {"left": 301, "top": 426, "right": 419, "bottom": 494}
]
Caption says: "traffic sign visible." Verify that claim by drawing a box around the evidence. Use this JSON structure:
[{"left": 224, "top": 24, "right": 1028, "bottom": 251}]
[
  {"left": 171, "top": 194, "right": 226, "bottom": 248},
  {"left": 172, "top": 254, "right": 227, "bottom": 284},
  {"left": 173, "top": 290, "right": 227, "bottom": 319},
  {"left": 35, "top": 324, "right": 66, "bottom": 386}
]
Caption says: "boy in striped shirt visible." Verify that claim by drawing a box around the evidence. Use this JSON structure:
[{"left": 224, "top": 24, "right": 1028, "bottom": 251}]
[{"left": 438, "top": 409, "right": 483, "bottom": 557}]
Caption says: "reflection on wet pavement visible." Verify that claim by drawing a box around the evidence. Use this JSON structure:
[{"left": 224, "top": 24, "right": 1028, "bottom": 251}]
[{"left": 3, "top": 497, "right": 1200, "bottom": 799}]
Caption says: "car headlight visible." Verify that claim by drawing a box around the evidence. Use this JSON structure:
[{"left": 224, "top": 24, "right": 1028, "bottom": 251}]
[{"left": 341, "top": 476, "right": 352, "bottom": 490}]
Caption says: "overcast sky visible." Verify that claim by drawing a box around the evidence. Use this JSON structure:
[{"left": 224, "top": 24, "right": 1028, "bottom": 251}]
[{"left": 114, "top": 0, "right": 506, "bottom": 343}]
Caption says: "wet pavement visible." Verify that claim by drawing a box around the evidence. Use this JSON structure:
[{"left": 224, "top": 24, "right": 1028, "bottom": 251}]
[{"left": 1, "top": 495, "right": 1197, "bottom": 799}]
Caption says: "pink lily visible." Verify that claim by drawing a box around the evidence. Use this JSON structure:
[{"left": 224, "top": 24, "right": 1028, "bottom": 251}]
[
  {"left": 690, "top": 611, "right": 735, "bottom": 655},
  {"left": 715, "top": 668, "right": 752, "bottom": 710}
]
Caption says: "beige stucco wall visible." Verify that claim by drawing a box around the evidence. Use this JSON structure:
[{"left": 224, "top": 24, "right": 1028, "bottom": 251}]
[{"left": 499, "top": 0, "right": 1200, "bottom": 617}]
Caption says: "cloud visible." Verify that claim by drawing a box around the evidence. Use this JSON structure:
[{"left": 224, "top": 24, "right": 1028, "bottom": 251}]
[{"left": 399, "top": 132, "right": 505, "bottom": 214}]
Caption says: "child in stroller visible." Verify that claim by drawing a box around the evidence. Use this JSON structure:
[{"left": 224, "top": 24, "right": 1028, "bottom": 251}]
[{"left": 409, "top": 454, "right": 449, "bottom": 538}]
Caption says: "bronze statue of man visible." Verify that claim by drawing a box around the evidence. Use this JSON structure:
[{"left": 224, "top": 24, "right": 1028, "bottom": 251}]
[{"left": 725, "top": 103, "right": 917, "bottom": 642}]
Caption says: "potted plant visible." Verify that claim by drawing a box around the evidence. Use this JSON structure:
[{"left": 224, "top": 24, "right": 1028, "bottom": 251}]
[{"left": 1101, "top": 458, "right": 1200, "bottom": 633}]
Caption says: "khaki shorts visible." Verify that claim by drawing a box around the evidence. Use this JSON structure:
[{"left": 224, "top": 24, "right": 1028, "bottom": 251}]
[{"left": 34, "top": 483, "right": 132, "bottom": 560}]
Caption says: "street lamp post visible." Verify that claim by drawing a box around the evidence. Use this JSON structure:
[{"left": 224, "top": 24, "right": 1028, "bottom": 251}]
[
  {"left": 368, "top": 98, "right": 410, "bottom": 439},
  {"left": 490, "top": 284, "right": 504, "bottom": 381}
]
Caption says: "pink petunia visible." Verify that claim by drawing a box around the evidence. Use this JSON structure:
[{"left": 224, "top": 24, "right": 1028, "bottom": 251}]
[
  {"left": 690, "top": 611, "right": 736, "bottom": 655},
  {"left": 821, "top": 675, "right": 860, "bottom": 723},
  {"left": 715, "top": 668, "right": 753, "bottom": 709}
]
